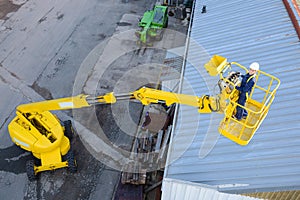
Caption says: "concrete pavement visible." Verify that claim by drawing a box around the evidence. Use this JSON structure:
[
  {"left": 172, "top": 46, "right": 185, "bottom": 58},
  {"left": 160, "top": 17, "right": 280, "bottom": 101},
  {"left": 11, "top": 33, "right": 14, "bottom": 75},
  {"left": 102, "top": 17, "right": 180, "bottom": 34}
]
[
  {"left": 0, "top": 0, "right": 156, "bottom": 199},
  {"left": 0, "top": 0, "right": 187, "bottom": 199}
]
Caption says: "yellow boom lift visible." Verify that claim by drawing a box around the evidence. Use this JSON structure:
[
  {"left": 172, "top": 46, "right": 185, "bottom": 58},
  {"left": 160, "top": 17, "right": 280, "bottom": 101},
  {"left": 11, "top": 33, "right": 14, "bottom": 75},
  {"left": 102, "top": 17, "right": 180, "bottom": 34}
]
[{"left": 7, "top": 55, "right": 280, "bottom": 180}]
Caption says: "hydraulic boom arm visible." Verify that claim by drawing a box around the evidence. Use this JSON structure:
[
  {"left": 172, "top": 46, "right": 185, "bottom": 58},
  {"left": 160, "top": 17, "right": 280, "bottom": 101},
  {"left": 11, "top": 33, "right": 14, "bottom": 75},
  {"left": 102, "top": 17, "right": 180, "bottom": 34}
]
[
  {"left": 17, "top": 87, "right": 221, "bottom": 115},
  {"left": 17, "top": 93, "right": 116, "bottom": 114},
  {"left": 129, "top": 87, "right": 220, "bottom": 113}
]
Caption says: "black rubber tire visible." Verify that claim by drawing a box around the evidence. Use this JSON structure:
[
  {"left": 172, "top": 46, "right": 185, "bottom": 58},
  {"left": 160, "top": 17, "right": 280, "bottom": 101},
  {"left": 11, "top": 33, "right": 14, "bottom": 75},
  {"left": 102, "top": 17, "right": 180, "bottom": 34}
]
[
  {"left": 164, "top": 17, "right": 168, "bottom": 28},
  {"left": 66, "top": 150, "right": 77, "bottom": 173},
  {"left": 63, "top": 120, "right": 73, "bottom": 140},
  {"left": 34, "top": 158, "right": 41, "bottom": 166},
  {"left": 26, "top": 160, "right": 37, "bottom": 181}
]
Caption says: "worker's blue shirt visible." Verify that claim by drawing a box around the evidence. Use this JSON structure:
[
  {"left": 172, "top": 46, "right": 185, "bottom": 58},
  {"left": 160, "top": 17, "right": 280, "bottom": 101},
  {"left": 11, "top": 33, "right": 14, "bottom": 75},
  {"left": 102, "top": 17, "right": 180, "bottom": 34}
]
[
  {"left": 236, "top": 73, "right": 255, "bottom": 96},
  {"left": 235, "top": 73, "right": 255, "bottom": 119}
]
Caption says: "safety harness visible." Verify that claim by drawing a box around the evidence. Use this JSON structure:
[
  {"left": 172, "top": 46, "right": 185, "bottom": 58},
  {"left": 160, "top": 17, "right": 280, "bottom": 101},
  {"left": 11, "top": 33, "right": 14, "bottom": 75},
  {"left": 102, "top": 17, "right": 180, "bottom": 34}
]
[{"left": 245, "top": 74, "right": 256, "bottom": 100}]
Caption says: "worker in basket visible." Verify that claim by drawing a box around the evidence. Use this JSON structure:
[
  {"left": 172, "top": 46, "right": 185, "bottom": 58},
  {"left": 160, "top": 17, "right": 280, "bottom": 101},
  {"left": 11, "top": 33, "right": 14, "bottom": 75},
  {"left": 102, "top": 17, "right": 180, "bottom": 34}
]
[{"left": 233, "top": 62, "right": 259, "bottom": 121}]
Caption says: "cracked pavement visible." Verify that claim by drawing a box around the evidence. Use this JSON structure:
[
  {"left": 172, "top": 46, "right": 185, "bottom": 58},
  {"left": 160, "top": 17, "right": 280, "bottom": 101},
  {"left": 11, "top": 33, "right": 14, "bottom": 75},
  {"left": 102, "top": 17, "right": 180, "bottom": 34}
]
[
  {"left": 0, "top": 0, "right": 187, "bottom": 199},
  {"left": 0, "top": 0, "right": 159, "bottom": 199}
]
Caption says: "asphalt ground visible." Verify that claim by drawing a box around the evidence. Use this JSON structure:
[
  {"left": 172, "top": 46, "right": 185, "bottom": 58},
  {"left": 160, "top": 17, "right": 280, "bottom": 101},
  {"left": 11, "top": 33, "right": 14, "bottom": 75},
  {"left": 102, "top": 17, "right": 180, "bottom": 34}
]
[{"left": 0, "top": 0, "right": 187, "bottom": 199}]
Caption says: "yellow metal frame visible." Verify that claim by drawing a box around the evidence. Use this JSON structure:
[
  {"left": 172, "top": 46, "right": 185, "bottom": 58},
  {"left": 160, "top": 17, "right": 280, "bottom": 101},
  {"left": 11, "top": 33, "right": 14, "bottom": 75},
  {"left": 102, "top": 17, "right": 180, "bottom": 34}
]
[
  {"left": 35, "top": 161, "right": 68, "bottom": 174},
  {"left": 8, "top": 111, "right": 70, "bottom": 173},
  {"left": 131, "top": 87, "right": 218, "bottom": 113},
  {"left": 204, "top": 54, "right": 229, "bottom": 76},
  {"left": 218, "top": 62, "right": 281, "bottom": 145},
  {"left": 8, "top": 92, "right": 116, "bottom": 175}
]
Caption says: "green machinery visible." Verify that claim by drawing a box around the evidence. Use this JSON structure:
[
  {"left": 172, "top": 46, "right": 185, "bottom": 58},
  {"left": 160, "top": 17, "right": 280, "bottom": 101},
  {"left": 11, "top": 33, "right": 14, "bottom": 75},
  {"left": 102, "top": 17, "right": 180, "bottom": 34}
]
[{"left": 135, "top": 5, "right": 168, "bottom": 45}]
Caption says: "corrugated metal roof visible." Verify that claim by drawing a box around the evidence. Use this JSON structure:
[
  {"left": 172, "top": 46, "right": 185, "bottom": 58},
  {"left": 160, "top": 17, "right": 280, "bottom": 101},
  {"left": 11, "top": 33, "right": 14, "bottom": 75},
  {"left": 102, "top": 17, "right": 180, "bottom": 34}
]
[
  {"left": 165, "top": 0, "right": 300, "bottom": 194},
  {"left": 162, "top": 178, "right": 260, "bottom": 200}
]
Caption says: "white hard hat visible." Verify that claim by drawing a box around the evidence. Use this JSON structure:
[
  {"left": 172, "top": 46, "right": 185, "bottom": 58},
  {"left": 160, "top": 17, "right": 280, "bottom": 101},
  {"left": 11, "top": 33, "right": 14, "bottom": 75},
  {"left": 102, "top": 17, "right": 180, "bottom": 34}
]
[{"left": 249, "top": 62, "right": 259, "bottom": 71}]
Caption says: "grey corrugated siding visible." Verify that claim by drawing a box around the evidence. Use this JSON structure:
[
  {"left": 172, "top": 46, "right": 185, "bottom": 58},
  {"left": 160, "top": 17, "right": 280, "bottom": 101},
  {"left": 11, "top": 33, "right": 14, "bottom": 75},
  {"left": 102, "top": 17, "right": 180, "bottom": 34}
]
[
  {"left": 162, "top": 178, "right": 260, "bottom": 200},
  {"left": 165, "top": 0, "right": 300, "bottom": 194}
]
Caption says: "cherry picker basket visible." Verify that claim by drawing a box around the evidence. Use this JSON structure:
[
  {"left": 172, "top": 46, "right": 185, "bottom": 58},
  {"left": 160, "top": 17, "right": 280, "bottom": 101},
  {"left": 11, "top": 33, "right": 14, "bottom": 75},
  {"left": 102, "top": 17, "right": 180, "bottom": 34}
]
[
  {"left": 219, "top": 62, "right": 280, "bottom": 145},
  {"left": 205, "top": 55, "right": 280, "bottom": 145}
]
